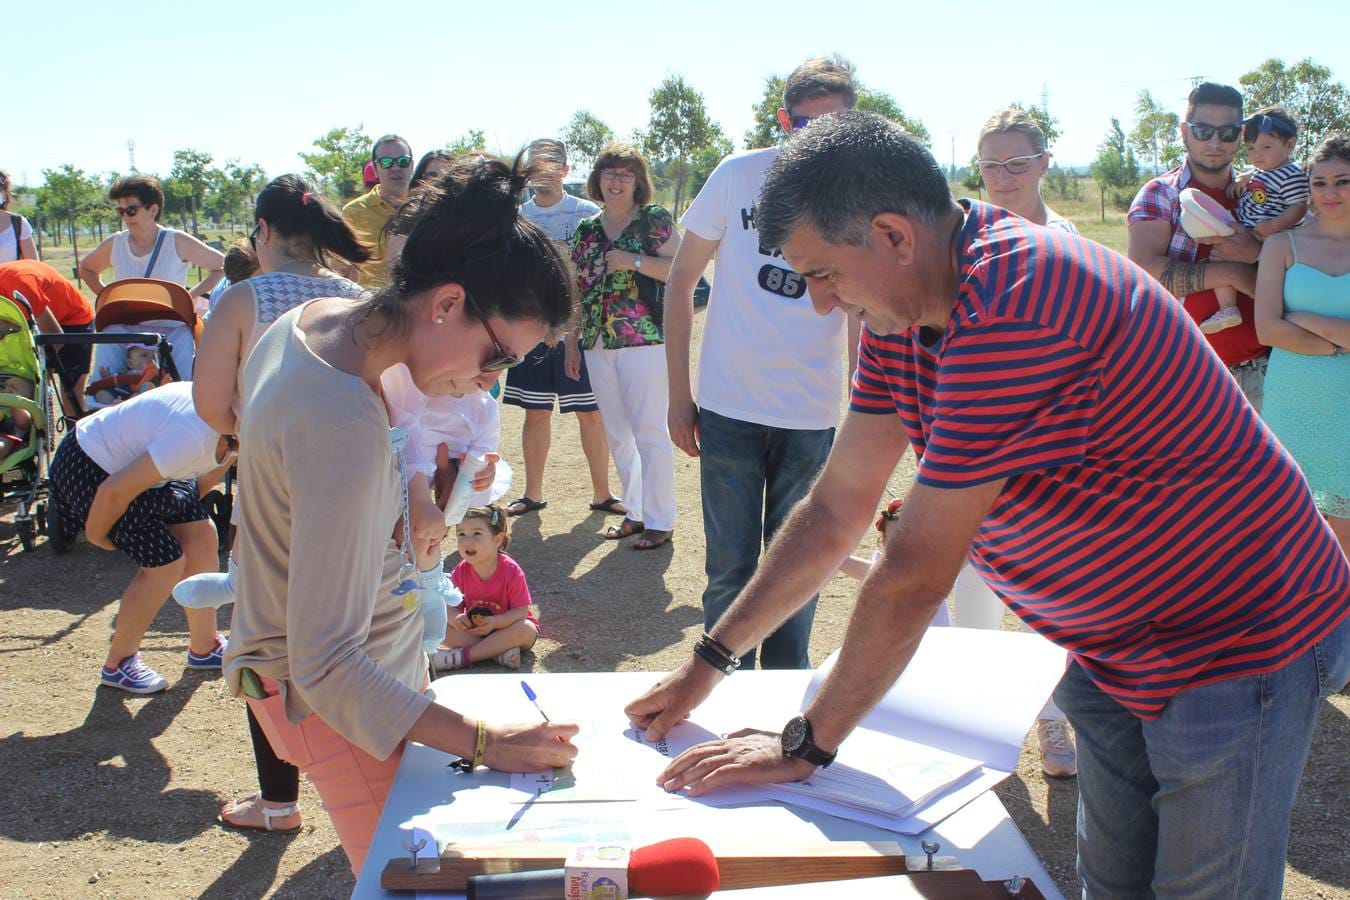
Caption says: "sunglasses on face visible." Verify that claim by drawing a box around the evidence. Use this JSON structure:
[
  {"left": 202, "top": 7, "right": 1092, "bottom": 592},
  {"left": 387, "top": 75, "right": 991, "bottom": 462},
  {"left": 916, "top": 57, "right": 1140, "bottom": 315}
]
[
  {"left": 1244, "top": 114, "right": 1295, "bottom": 142},
  {"left": 599, "top": 169, "right": 636, "bottom": 183},
  {"left": 377, "top": 155, "right": 413, "bottom": 169},
  {"left": 475, "top": 310, "right": 521, "bottom": 372},
  {"left": 115, "top": 204, "right": 144, "bottom": 218},
  {"left": 977, "top": 152, "right": 1046, "bottom": 177},
  {"left": 1187, "top": 121, "right": 1242, "bottom": 143}
]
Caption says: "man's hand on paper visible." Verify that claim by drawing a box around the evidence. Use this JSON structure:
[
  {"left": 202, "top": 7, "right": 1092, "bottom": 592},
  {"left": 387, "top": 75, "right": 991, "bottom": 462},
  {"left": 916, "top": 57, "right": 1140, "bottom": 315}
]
[
  {"left": 484, "top": 721, "right": 581, "bottom": 772},
  {"left": 624, "top": 656, "right": 723, "bottom": 741},
  {"left": 657, "top": 728, "right": 816, "bottom": 796}
]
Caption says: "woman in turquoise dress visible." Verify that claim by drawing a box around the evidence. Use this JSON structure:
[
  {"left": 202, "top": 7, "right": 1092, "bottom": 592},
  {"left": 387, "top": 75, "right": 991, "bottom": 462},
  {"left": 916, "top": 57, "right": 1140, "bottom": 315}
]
[{"left": 1254, "top": 136, "right": 1350, "bottom": 551}]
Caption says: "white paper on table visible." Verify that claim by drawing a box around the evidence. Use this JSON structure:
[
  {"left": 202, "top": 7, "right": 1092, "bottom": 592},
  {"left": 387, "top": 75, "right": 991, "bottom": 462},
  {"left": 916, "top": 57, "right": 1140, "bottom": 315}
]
[
  {"left": 766, "top": 724, "right": 982, "bottom": 815},
  {"left": 802, "top": 628, "right": 1068, "bottom": 773}
]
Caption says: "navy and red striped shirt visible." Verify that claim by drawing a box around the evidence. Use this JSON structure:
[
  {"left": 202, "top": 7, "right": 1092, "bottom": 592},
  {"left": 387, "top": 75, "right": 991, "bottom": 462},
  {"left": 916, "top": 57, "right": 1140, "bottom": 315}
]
[{"left": 852, "top": 200, "right": 1349, "bottom": 718}]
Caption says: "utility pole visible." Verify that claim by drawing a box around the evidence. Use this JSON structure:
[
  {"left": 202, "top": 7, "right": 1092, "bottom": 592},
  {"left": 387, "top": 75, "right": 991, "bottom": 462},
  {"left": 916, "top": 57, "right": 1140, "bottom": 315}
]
[
  {"left": 1041, "top": 83, "right": 1049, "bottom": 117},
  {"left": 127, "top": 139, "right": 137, "bottom": 173},
  {"left": 949, "top": 130, "right": 957, "bottom": 181}
]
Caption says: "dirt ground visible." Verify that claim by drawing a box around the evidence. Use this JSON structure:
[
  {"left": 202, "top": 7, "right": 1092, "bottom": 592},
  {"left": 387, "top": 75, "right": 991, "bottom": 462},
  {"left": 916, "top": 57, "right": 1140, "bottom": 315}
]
[{"left": 1, "top": 308, "right": 1347, "bottom": 900}]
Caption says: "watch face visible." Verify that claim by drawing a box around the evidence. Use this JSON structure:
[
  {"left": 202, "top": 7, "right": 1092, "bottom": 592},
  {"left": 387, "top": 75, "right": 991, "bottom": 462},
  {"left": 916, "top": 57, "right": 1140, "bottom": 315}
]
[{"left": 782, "top": 716, "right": 808, "bottom": 754}]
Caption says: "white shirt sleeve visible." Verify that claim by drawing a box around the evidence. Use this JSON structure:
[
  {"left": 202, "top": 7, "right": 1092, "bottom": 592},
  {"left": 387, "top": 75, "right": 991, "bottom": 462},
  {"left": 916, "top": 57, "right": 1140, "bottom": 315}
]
[
  {"left": 466, "top": 393, "right": 501, "bottom": 456},
  {"left": 680, "top": 155, "right": 732, "bottom": 241},
  {"left": 146, "top": 421, "right": 217, "bottom": 479}
]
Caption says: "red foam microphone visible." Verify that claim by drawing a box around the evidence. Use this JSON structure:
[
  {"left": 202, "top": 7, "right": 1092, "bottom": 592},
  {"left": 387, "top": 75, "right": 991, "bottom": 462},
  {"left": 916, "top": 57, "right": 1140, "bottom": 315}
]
[{"left": 466, "top": 837, "right": 720, "bottom": 899}]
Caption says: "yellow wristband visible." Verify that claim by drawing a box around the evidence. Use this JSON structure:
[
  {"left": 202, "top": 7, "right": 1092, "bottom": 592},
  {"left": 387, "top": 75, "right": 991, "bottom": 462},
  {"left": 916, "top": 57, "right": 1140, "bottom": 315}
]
[{"left": 472, "top": 719, "right": 487, "bottom": 771}]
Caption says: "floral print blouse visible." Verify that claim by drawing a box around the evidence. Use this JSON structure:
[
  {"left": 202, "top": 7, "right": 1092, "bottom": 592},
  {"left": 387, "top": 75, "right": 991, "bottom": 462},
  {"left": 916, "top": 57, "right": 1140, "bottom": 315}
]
[{"left": 571, "top": 204, "right": 674, "bottom": 350}]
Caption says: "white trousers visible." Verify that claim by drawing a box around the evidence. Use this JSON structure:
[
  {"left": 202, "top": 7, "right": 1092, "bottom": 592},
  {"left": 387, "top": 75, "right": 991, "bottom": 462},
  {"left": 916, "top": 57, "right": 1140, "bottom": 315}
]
[
  {"left": 952, "top": 563, "right": 1064, "bottom": 721},
  {"left": 583, "top": 344, "right": 676, "bottom": 531}
]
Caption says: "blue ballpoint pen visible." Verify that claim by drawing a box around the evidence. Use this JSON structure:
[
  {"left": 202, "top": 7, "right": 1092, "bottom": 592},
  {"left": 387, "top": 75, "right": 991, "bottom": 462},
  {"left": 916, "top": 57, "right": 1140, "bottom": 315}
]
[{"left": 520, "top": 680, "right": 551, "bottom": 723}]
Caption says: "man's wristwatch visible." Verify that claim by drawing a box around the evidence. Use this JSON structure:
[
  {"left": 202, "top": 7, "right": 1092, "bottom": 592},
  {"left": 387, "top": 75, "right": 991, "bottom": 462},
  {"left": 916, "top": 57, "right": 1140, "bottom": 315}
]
[
  {"left": 781, "top": 715, "right": 836, "bottom": 768},
  {"left": 633, "top": 254, "right": 643, "bottom": 271}
]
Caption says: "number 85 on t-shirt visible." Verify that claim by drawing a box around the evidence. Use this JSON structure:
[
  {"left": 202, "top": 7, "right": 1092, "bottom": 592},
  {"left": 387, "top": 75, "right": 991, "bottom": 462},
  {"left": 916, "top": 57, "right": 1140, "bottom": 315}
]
[{"left": 758, "top": 264, "right": 807, "bottom": 299}]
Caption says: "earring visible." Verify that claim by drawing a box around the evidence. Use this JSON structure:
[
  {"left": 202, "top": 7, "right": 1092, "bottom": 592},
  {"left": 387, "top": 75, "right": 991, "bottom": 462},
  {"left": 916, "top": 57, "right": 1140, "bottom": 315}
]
[{"left": 435, "top": 317, "right": 445, "bottom": 325}]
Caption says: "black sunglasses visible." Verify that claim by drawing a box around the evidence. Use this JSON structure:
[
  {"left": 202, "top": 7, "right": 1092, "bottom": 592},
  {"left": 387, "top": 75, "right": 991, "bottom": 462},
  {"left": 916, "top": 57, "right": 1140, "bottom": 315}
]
[
  {"left": 115, "top": 204, "right": 144, "bottom": 218},
  {"left": 1187, "top": 121, "right": 1242, "bottom": 143},
  {"left": 377, "top": 155, "right": 413, "bottom": 169}
]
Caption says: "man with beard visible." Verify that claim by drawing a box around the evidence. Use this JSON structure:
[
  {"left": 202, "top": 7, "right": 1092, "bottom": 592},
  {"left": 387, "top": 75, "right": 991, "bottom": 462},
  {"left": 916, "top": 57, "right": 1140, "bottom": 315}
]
[{"left": 1127, "top": 82, "right": 1269, "bottom": 409}]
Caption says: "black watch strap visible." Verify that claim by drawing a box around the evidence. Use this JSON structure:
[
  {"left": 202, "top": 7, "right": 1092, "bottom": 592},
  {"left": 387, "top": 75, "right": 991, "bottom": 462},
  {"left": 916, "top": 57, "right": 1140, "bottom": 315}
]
[
  {"left": 693, "top": 638, "right": 737, "bottom": 676},
  {"left": 782, "top": 715, "right": 837, "bottom": 768}
]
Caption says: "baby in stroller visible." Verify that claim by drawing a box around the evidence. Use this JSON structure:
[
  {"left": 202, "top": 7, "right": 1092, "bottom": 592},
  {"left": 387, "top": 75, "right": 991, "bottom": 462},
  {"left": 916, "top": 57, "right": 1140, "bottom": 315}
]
[
  {"left": 0, "top": 374, "right": 34, "bottom": 460},
  {"left": 86, "top": 344, "right": 167, "bottom": 406}
]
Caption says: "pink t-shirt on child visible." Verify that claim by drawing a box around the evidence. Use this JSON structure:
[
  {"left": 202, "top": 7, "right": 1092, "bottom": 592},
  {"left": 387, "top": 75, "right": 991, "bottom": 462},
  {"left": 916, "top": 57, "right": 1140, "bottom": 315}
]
[{"left": 450, "top": 552, "right": 538, "bottom": 628}]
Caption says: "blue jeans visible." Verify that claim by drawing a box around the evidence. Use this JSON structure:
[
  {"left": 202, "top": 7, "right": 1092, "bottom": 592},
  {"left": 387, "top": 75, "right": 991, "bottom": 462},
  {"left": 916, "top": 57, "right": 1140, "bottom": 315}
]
[
  {"left": 698, "top": 408, "right": 834, "bottom": 669},
  {"left": 1053, "top": 614, "right": 1350, "bottom": 899}
]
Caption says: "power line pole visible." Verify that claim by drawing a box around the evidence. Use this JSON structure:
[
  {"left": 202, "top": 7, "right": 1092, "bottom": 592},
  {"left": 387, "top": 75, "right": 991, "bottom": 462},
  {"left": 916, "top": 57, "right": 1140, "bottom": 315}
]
[
  {"left": 127, "top": 139, "right": 137, "bottom": 173},
  {"left": 1041, "top": 83, "right": 1050, "bottom": 117}
]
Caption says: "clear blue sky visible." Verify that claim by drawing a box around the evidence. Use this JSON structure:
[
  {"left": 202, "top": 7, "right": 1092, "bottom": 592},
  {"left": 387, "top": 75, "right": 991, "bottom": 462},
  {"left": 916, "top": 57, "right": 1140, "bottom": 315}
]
[{"left": 10, "top": 0, "right": 1349, "bottom": 189}]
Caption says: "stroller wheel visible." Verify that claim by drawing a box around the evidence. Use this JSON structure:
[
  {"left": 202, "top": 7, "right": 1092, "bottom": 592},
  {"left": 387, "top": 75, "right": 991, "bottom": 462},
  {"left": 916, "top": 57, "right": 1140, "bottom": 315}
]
[{"left": 17, "top": 516, "right": 36, "bottom": 553}]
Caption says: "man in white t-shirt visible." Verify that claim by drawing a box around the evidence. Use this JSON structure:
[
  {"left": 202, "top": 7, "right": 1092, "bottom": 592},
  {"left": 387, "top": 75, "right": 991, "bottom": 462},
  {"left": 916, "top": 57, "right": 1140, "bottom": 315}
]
[
  {"left": 504, "top": 140, "right": 622, "bottom": 519},
  {"left": 666, "top": 57, "right": 861, "bottom": 669}
]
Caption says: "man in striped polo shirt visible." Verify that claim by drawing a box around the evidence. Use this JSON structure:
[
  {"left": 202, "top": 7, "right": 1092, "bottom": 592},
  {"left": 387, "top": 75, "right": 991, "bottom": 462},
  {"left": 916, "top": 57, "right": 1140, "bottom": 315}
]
[{"left": 626, "top": 111, "right": 1349, "bottom": 896}]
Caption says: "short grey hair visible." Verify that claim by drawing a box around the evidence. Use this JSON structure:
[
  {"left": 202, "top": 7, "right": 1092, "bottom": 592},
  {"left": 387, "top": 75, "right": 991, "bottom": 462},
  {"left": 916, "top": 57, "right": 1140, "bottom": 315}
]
[{"left": 757, "top": 110, "right": 952, "bottom": 250}]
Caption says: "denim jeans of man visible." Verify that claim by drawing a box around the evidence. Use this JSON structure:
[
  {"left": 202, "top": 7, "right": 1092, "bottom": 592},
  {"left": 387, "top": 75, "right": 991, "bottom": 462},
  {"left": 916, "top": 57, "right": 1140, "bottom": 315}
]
[
  {"left": 1053, "top": 613, "right": 1350, "bottom": 899},
  {"left": 698, "top": 408, "right": 834, "bottom": 669}
]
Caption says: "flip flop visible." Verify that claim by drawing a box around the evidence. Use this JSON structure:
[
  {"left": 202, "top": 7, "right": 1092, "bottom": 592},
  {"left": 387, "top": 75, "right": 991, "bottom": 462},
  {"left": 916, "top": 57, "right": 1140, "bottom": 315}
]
[
  {"left": 507, "top": 496, "right": 547, "bottom": 517},
  {"left": 633, "top": 529, "right": 673, "bottom": 551},
  {"left": 605, "top": 518, "right": 644, "bottom": 540},
  {"left": 588, "top": 497, "right": 627, "bottom": 515}
]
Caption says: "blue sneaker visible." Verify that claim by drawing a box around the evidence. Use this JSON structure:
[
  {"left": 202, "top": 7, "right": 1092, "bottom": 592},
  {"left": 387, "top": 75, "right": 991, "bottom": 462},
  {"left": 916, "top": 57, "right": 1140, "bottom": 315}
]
[
  {"left": 186, "top": 636, "right": 228, "bottom": 670},
  {"left": 101, "top": 653, "right": 168, "bottom": 694}
]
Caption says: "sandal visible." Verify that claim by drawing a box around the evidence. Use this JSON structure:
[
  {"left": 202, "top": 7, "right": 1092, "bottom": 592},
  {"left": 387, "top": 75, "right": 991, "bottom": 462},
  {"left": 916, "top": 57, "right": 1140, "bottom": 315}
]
[
  {"left": 217, "top": 794, "right": 302, "bottom": 833},
  {"left": 588, "top": 497, "right": 627, "bottom": 515},
  {"left": 507, "top": 496, "right": 547, "bottom": 517},
  {"left": 604, "top": 518, "right": 644, "bottom": 540},
  {"left": 633, "top": 529, "right": 673, "bottom": 551}
]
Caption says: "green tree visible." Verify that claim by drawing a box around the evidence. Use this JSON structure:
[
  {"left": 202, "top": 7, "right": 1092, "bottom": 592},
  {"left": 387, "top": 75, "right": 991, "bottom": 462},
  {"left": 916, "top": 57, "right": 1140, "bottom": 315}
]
[
  {"left": 856, "top": 88, "right": 930, "bottom": 144},
  {"left": 170, "top": 149, "right": 214, "bottom": 235},
  {"left": 997, "top": 101, "right": 1061, "bottom": 149},
  {"left": 643, "top": 74, "right": 721, "bottom": 216},
  {"left": 687, "top": 134, "right": 735, "bottom": 200},
  {"left": 37, "top": 165, "right": 102, "bottom": 264},
  {"left": 1090, "top": 118, "right": 1142, "bottom": 216},
  {"left": 561, "top": 110, "right": 614, "bottom": 171},
  {"left": 1129, "top": 90, "right": 1182, "bottom": 175},
  {"left": 300, "top": 125, "right": 371, "bottom": 202},
  {"left": 961, "top": 154, "right": 984, "bottom": 199},
  {"left": 446, "top": 130, "right": 486, "bottom": 157},
  {"left": 742, "top": 74, "right": 930, "bottom": 148},
  {"left": 744, "top": 75, "right": 787, "bottom": 149},
  {"left": 1239, "top": 57, "right": 1350, "bottom": 164}
]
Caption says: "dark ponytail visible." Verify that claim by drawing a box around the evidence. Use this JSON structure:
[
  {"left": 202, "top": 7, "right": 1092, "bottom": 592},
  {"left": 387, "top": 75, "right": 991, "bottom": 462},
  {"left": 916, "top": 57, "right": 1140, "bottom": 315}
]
[
  {"left": 355, "top": 153, "right": 574, "bottom": 341},
  {"left": 254, "top": 174, "right": 373, "bottom": 269}
]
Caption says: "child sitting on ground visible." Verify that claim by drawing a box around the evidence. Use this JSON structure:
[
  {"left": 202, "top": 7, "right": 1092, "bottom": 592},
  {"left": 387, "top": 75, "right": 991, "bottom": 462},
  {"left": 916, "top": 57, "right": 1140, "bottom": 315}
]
[
  {"left": 0, "top": 375, "right": 34, "bottom": 460},
  {"left": 1202, "top": 106, "right": 1309, "bottom": 334},
  {"left": 430, "top": 505, "right": 539, "bottom": 672},
  {"left": 382, "top": 363, "right": 505, "bottom": 652},
  {"left": 88, "top": 344, "right": 163, "bottom": 405}
]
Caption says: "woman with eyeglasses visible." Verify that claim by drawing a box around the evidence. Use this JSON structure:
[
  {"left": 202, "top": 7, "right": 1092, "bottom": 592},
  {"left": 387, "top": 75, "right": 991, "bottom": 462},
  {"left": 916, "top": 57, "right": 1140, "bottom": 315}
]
[
  {"left": 79, "top": 175, "right": 226, "bottom": 298},
  {"left": 0, "top": 169, "right": 39, "bottom": 262},
  {"left": 974, "top": 107, "right": 1077, "bottom": 234},
  {"left": 1254, "top": 135, "right": 1350, "bottom": 552},
  {"left": 567, "top": 143, "right": 681, "bottom": 550},
  {"left": 950, "top": 106, "right": 1081, "bottom": 781},
  {"left": 222, "top": 155, "right": 578, "bottom": 875},
  {"left": 170, "top": 174, "right": 370, "bottom": 835}
]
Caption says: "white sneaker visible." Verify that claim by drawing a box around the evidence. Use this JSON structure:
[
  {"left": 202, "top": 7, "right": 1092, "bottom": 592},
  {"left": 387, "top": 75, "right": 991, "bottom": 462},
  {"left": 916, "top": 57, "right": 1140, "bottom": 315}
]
[
  {"left": 429, "top": 647, "right": 465, "bottom": 674},
  {"left": 173, "top": 557, "right": 238, "bottom": 609},
  {"left": 495, "top": 647, "right": 521, "bottom": 669},
  {"left": 1036, "top": 718, "right": 1077, "bottom": 778},
  {"left": 1199, "top": 307, "right": 1243, "bottom": 334}
]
